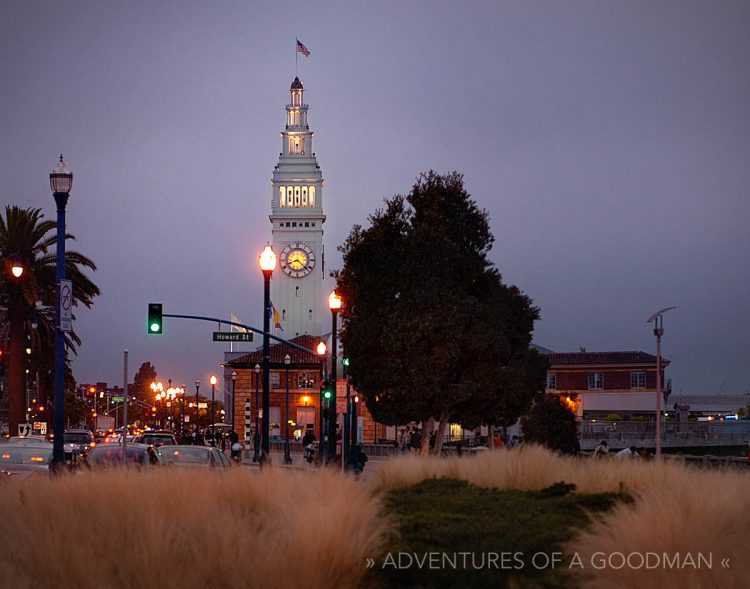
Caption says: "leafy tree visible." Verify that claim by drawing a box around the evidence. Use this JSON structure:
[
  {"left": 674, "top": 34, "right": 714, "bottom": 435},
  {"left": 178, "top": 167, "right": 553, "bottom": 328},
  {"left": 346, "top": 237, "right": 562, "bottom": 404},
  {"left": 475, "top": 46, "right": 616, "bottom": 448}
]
[
  {"left": 0, "top": 205, "right": 99, "bottom": 435},
  {"left": 521, "top": 394, "right": 579, "bottom": 454},
  {"left": 64, "top": 388, "right": 89, "bottom": 428},
  {"left": 336, "top": 171, "right": 545, "bottom": 453}
]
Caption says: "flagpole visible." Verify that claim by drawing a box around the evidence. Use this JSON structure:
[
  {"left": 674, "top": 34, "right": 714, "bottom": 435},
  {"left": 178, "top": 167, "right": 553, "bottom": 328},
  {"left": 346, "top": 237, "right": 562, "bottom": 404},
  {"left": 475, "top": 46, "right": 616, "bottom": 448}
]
[{"left": 295, "top": 38, "right": 298, "bottom": 76}]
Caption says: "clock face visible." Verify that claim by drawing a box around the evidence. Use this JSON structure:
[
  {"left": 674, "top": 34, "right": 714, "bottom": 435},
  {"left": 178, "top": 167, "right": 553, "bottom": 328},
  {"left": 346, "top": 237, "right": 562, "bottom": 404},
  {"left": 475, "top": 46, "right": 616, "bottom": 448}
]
[{"left": 280, "top": 243, "right": 315, "bottom": 278}]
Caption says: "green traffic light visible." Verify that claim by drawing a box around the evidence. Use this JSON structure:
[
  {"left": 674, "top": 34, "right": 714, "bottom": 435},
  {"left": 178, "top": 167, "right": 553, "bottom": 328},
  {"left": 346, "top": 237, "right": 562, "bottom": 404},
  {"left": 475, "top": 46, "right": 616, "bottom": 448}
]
[
  {"left": 147, "top": 303, "right": 163, "bottom": 334},
  {"left": 323, "top": 390, "right": 332, "bottom": 400}
]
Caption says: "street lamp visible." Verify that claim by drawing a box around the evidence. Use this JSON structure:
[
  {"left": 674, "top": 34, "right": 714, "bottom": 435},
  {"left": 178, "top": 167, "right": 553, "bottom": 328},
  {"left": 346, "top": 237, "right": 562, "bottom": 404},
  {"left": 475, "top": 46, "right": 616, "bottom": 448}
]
[
  {"left": 316, "top": 340, "right": 327, "bottom": 458},
  {"left": 181, "top": 384, "right": 187, "bottom": 438},
  {"left": 230, "top": 371, "right": 237, "bottom": 435},
  {"left": 4, "top": 254, "right": 25, "bottom": 439},
  {"left": 647, "top": 306, "right": 676, "bottom": 459},
  {"left": 50, "top": 155, "right": 73, "bottom": 470},
  {"left": 194, "top": 379, "right": 200, "bottom": 437},
  {"left": 209, "top": 375, "right": 218, "bottom": 446},
  {"left": 284, "top": 354, "right": 292, "bottom": 464},
  {"left": 150, "top": 381, "right": 164, "bottom": 428},
  {"left": 253, "top": 363, "right": 261, "bottom": 462},
  {"left": 259, "top": 243, "right": 276, "bottom": 465},
  {"left": 328, "top": 291, "right": 342, "bottom": 461}
]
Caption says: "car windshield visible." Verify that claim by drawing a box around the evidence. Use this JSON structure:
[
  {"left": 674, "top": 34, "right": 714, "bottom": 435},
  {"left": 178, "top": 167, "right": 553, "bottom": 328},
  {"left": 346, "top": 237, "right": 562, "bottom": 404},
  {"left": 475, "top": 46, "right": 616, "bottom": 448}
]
[
  {"left": 0, "top": 446, "right": 52, "bottom": 465},
  {"left": 64, "top": 433, "right": 92, "bottom": 444},
  {"left": 88, "top": 447, "right": 148, "bottom": 465},
  {"left": 161, "top": 447, "right": 210, "bottom": 465}
]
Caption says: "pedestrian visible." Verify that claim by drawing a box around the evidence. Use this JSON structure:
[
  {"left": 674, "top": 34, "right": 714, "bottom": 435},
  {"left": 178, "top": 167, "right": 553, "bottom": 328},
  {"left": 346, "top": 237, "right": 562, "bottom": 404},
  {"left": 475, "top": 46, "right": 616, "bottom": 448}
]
[
  {"left": 302, "top": 429, "right": 315, "bottom": 447},
  {"left": 229, "top": 429, "right": 239, "bottom": 445},
  {"left": 615, "top": 445, "right": 637, "bottom": 459},
  {"left": 352, "top": 443, "right": 368, "bottom": 475},
  {"left": 592, "top": 440, "right": 608, "bottom": 458},
  {"left": 508, "top": 434, "right": 519, "bottom": 449},
  {"left": 410, "top": 429, "right": 422, "bottom": 453},
  {"left": 493, "top": 431, "right": 503, "bottom": 449},
  {"left": 398, "top": 428, "right": 408, "bottom": 453}
]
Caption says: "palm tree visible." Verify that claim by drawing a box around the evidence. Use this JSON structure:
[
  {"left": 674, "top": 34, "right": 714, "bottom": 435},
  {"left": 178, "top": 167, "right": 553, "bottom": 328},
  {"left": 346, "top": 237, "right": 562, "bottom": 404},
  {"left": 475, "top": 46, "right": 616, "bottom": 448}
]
[{"left": 0, "top": 205, "right": 100, "bottom": 436}]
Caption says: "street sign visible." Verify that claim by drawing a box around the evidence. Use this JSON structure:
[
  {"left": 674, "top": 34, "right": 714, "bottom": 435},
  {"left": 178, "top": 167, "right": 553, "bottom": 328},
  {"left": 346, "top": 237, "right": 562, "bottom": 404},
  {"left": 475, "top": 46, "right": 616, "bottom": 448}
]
[
  {"left": 213, "top": 332, "right": 253, "bottom": 342},
  {"left": 198, "top": 402, "right": 208, "bottom": 409},
  {"left": 18, "top": 423, "right": 31, "bottom": 437},
  {"left": 60, "top": 279, "right": 73, "bottom": 332},
  {"left": 33, "top": 421, "right": 47, "bottom": 435},
  {"left": 111, "top": 396, "right": 125, "bottom": 402}
]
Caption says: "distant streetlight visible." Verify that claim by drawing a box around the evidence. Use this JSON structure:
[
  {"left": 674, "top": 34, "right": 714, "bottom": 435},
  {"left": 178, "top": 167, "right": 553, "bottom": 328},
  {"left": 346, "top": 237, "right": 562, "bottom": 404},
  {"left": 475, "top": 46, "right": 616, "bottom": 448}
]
[
  {"left": 284, "top": 354, "right": 292, "bottom": 464},
  {"left": 647, "top": 306, "right": 676, "bottom": 459},
  {"left": 253, "top": 363, "right": 261, "bottom": 462},
  {"left": 194, "top": 379, "right": 200, "bottom": 435},
  {"left": 328, "top": 291, "right": 342, "bottom": 461},
  {"left": 51, "top": 155, "right": 73, "bottom": 470},
  {"left": 316, "top": 340, "right": 328, "bottom": 457},
  {"left": 258, "top": 243, "right": 277, "bottom": 466},
  {"left": 209, "top": 375, "right": 218, "bottom": 446},
  {"left": 230, "top": 371, "right": 237, "bottom": 435}
]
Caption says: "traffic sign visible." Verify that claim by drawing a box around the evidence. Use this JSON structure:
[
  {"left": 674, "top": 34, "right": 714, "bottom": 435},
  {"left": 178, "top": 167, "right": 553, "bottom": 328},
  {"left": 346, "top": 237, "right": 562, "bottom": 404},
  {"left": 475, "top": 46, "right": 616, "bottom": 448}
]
[
  {"left": 111, "top": 396, "right": 125, "bottom": 402},
  {"left": 60, "top": 279, "right": 73, "bottom": 332},
  {"left": 18, "top": 423, "right": 31, "bottom": 437},
  {"left": 213, "top": 332, "right": 253, "bottom": 342}
]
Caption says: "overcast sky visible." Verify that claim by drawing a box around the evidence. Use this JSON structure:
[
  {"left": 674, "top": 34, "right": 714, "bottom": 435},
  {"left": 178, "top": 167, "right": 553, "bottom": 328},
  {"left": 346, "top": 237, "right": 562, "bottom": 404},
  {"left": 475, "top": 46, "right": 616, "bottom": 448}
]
[{"left": 2, "top": 1, "right": 748, "bottom": 396}]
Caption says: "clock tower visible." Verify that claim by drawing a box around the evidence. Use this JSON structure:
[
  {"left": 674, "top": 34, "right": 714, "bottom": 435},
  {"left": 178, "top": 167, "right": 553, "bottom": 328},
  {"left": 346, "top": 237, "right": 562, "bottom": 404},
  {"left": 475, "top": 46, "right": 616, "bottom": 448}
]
[{"left": 269, "top": 77, "right": 326, "bottom": 337}]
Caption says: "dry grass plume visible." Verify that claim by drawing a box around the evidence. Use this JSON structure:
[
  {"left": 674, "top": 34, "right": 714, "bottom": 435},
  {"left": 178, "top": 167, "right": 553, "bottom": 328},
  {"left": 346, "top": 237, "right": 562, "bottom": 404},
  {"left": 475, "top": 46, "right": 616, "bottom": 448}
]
[{"left": 0, "top": 467, "right": 386, "bottom": 589}]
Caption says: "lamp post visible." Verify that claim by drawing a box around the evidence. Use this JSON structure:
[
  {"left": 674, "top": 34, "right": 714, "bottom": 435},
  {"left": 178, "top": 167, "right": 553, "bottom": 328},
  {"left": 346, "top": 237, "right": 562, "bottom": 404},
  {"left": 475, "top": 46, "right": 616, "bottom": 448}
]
[
  {"left": 181, "top": 384, "right": 186, "bottom": 438},
  {"left": 647, "top": 307, "right": 676, "bottom": 459},
  {"left": 194, "top": 379, "right": 200, "bottom": 437},
  {"left": 258, "top": 243, "right": 277, "bottom": 465},
  {"left": 209, "top": 375, "right": 217, "bottom": 446},
  {"left": 328, "top": 291, "right": 342, "bottom": 461},
  {"left": 284, "top": 354, "right": 292, "bottom": 464},
  {"left": 50, "top": 155, "right": 73, "bottom": 469},
  {"left": 253, "top": 364, "right": 261, "bottom": 462},
  {"left": 316, "top": 340, "right": 328, "bottom": 459},
  {"left": 4, "top": 255, "right": 25, "bottom": 439},
  {"left": 230, "top": 371, "right": 237, "bottom": 435},
  {"left": 150, "top": 381, "right": 164, "bottom": 428},
  {"left": 343, "top": 357, "right": 351, "bottom": 470}
]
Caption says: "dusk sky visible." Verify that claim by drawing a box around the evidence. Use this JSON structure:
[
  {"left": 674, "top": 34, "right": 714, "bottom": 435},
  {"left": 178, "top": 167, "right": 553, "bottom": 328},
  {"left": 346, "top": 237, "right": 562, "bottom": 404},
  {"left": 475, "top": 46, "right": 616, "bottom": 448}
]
[{"left": 2, "top": 1, "right": 748, "bottom": 397}]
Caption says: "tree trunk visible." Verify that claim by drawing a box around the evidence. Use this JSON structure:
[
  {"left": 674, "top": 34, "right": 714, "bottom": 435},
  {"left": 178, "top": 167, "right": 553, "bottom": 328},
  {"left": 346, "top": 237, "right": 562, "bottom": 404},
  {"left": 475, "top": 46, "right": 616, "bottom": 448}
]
[
  {"left": 420, "top": 417, "right": 434, "bottom": 456},
  {"left": 432, "top": 413, "right": 449, "bottom": 455},
  {"left": 8, "top": 293, "right": 25, "bottom": 437}
]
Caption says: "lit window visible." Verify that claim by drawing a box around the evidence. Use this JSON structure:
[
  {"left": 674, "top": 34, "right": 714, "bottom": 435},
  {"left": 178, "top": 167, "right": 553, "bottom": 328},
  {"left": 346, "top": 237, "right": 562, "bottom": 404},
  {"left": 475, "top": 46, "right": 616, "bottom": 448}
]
[
  {"left": 280, "top": 186, "right": 286, "bottom": 207},
  {"left": 297, "top": 372, "right": 315, "bottom": 389},
  {"left": 302, "top": 186, "right": 308, "bottom": 206},
  {"left": 588, "top": 373, "right": 603, "bottom": 390},
  {"left": 630, "top": 372, "right": 646, "bottom": 389},
  {"left": 309, "top": 186, "right": 315, "bottom": 207},
  {"left": 270, "top": 373, "right": 280, "bottom": 389},
  {"left": 294, "top": 186, "right": 300, "bottom": 207},
  {"left": 546, "top": 374, "right": 556, "bottom": 390}
]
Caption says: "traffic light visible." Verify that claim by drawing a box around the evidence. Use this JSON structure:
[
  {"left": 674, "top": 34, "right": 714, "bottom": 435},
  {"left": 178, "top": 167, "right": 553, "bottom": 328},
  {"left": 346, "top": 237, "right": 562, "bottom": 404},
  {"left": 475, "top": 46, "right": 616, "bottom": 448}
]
[
  {"left": 147, "top": 303, "right": 163, "bottom": 334},
  {"left": 320, "top": 379, "right": 332, "bottom": 401}
]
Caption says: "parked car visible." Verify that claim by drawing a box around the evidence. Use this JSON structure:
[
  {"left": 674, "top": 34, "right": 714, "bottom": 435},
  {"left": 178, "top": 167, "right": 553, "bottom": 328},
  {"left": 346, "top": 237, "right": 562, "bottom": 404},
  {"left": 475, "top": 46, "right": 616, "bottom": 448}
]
[
  {"left": 159, "top": 445, "right": 231, "bottom": 469},
  {"left": 85, "top": 443, "right": 166, "bottom": 468},
  {"left": 132, "top": 431, "right": 177, "bottom": 447}
]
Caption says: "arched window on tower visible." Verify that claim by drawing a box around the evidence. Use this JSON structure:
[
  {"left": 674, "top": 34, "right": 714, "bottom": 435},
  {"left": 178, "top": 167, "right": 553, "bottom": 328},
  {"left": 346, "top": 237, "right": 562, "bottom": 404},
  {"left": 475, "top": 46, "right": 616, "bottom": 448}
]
[
  {"left": 301, "top": 186, "right": 308, "bottom": 207},
  {"left": 294, "top": 186, "right": 301, "bottom": 207},
  {"left": 309, "top": 186, "right": 315, "bottom": 207},
  {"left": 279, "top": 186, "right": 286, "bottom": 207}
]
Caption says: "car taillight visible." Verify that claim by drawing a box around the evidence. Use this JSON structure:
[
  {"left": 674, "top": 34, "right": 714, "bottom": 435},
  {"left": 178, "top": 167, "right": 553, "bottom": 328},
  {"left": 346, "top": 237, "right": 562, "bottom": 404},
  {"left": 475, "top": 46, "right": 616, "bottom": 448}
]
[{"left": 90, "top": 442, "right": 96, "bottom": 448}]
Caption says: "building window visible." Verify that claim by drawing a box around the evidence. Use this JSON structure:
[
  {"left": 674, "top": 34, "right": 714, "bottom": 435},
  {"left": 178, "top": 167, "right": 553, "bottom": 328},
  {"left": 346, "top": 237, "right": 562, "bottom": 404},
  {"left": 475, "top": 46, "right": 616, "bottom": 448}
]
[
  {"left": 588, "top": 373, "right": 603, "bottom": 390},
  {"left": 270, "top": 372, "right": 280, "bottom": 389},
  {"left": 294, "top": 186, "right": 300, "bottom": 207},
  {"left": 302, "top": 186, "right": 308, "bottom": 206},
  {"left": 309, "top": 186, "right": 315, "bottom": 207},
  {"left": 630, "top": 372, "right": 646, "bottom": 389},
  {"left": 546, "top": 373, "right": 557, "bottom": 390},
  {"left": 279, "top": 186, "right": 286, "bottom": 207},
  {"left": 297, "top": 372, "right": 315, "bottom": 389}
]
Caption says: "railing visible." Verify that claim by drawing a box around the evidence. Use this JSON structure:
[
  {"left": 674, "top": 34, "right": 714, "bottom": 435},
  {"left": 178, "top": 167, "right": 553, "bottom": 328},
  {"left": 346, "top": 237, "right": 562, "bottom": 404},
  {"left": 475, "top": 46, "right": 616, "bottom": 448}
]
[{"left": 579, "top": 420, "right": 750, "bottom": 442}]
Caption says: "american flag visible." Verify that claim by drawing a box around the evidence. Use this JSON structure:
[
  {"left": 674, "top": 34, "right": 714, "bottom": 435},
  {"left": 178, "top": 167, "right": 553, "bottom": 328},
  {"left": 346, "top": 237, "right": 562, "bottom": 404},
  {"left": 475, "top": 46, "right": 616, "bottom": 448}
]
[{"left": 296, "top": 39, "right": 310, "bottom": 57}]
